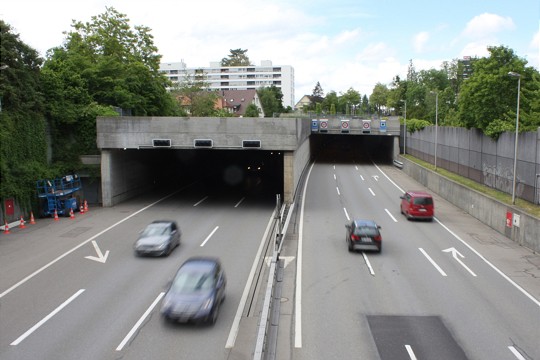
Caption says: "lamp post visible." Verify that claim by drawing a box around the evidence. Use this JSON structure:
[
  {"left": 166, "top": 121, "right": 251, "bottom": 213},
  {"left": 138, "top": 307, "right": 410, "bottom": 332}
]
[
  {"left": 401, "top": 100, "right": 407, "bottom": 154},
  {"left": 508, "top": 71, "right": 521, "bottom": 205},
  {"left": 430, "top": 91, "right": 439, "bottom": 170}
]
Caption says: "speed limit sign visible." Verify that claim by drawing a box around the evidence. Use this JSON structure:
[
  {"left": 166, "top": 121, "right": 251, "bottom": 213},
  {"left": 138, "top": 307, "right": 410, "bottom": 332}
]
[
  {"left": 319, "top": 119, "right": 328, "bottom": 132},
  {"left": 341, "top": 120, "right": 350, "bottom": 133}
]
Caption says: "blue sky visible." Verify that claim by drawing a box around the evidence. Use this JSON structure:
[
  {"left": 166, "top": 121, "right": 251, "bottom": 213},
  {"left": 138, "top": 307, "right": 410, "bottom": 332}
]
[{"left": 2, "top": 0, "right": 539, "bottom": 103}]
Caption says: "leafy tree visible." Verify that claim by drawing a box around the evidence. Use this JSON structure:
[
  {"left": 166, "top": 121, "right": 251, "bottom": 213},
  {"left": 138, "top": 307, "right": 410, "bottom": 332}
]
[
  {"left": 457, "top": 45, "right": 540, "bottom": 138},
  {"left": 312, "top": 81, "right": 324, "bottom": 97},
  {"left": 221, "top": 49, "right": 252, "bottom": 66},
  {"left": 0, "top": 20, "right": 49, "bottom": 210},
  {"left": 41, "top": 7, "right": 177, "bottom": 168},
  {"left": 244, "top": 103, "right": 260, "bottom": 117},
  {"left": 339, "top": 87, "right": 361, "bottom": 115},
  {"left": 257, "top": 85, "right": 284, "bottom": 117},
  {"left": 369, "top": 83, "right": 389, "bottom": 116}
]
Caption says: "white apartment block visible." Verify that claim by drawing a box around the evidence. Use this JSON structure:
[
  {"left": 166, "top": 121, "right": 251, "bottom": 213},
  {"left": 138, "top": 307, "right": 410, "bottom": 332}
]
[{"left": 160, "top": 60, "right": 295, "bottom": 109}]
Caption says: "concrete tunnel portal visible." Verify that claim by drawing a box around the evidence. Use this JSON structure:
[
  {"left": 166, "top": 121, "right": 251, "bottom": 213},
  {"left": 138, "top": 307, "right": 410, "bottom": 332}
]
[{"left": 102, "top": 134, "right": 394, "bottom": 204}]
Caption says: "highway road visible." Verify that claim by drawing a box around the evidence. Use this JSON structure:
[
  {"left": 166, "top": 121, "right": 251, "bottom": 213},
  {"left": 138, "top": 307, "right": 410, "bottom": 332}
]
[
  {"left": 0, "top": 182, "right": 276, "bottom": 360},
  {"left": 289, "top": 160, "right": 540, "bottom": 360},
  {"left": 1, "top": 161, "right": 539, "bottom": 360}
]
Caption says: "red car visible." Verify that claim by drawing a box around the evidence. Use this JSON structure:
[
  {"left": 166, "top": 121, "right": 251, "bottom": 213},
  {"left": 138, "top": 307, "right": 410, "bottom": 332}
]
[{"left": 400, "top": 191, "right": 434, "bottom": 221}]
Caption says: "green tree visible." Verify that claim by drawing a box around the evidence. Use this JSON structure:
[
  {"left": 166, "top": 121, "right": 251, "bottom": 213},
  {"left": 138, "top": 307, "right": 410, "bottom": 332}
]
[
  {"left": 458, "top": 45, "right": 540, "bottom": 138},
  {"left": 41, "top": 7, "right": 176, "bottom": 167},
  {"left": 339, "top": 87, "right": 361, "bottom": 115},
  {"left": 0, "top": 20, "right": 50, "bottom": 210},
  {"left": 221, "top": 49, "right": 252, "bottom": 66},
  {"left": 257, "top": 85, "right": 284, "bottom": 117},
  {"left": 369, "top": 83, "right": 389, "bottom": 116},
  {"left": 312, "top": 81, "right": 324, "bottom": 97},
  {"left": 244, "top": 103, "right": 260, "bottom": 117}
]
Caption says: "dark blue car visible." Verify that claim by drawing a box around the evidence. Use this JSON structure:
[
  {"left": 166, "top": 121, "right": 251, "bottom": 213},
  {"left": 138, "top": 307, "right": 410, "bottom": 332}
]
[{"left": 161, "top": 257, "right": 226, "bottom": 324}]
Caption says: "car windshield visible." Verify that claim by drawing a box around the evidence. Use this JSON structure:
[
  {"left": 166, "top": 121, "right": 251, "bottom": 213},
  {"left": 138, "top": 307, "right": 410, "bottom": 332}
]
[
  {"left": 413, "top": 197, "right": 433, "bottom": 205},
  {"left": 353, "top": 226, "right": 378, "bottom": 236},
  {"left": 142, "top": 225, "right": 169, "bottom": 237},
  {"left": 171, "top": 271, "right": 214, "bottom": 293}
]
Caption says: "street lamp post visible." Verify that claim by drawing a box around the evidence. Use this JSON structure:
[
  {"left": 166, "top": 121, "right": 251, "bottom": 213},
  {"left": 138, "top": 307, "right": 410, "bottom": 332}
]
[
  {"left": 430, "top": 91, "right": 439, "bottom": 170},
  {"left": 401, "top": 100, "right": 407, "bottom": 154},
  {"left": 508, "top": 71, "right": 521, "bottom": 205}
]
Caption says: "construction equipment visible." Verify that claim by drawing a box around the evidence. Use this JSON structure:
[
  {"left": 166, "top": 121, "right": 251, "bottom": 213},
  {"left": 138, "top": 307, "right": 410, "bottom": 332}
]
[{"left": 36, "top": 174, "right": 83, "bottom": 217}]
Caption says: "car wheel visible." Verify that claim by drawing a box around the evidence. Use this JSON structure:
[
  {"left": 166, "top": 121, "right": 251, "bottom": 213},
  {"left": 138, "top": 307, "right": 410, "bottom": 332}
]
[
  {"left": 347, "top": 240, "right": 353, "bottom": 252},
  {"left": 400, "top": 205, "right": 404, "bottom": 215}
]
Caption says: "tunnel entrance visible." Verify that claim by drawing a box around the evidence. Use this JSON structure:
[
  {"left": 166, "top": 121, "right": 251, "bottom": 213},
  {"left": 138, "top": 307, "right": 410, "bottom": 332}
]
[{"left": 310, "top": 134, "right": 395, "bottom": 164}]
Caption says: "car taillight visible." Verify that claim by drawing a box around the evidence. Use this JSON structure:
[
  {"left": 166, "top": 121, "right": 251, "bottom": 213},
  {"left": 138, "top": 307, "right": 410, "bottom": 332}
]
[
  {"left": 351, "top": 234, "right": 360, "bottom": 241},
  {"left": 374, "top": 235, "right": 382, "bottom": 242}
]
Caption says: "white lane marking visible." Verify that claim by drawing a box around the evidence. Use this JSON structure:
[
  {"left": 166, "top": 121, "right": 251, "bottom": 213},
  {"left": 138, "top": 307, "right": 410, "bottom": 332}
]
[
  {"left": 368, "top": 188, "right": 376, "bottom": 196},
  {"left": 200, "top": 226, "right": 219, "bottom": 247},
  {"left": 373, "top": 163, "right": 404, "bottom": 193},
  {"left": 193, "top": 196, "right": 208, "bottom": 206},
  {"left": 333, "top": 165, "right": 336, "bottom": 170},
  {"left": 226, "top": 210, "right": 276, "bottom": 348},
  {"left": 343, "top": 208, "right": 350, "bottom": 222},
  {"left": 85, "top": 240, "right": 110, "bottom": 263},
  {"left": 333, "top": 174, "right": 336, "bottom": 180},
  {"left": 362, "top": 253, "right": 375, "bottom": 275},
  {"left": 419, "top": 248, "right": 447, "bottom": 276},
  {"left": 234, "top": 197, "right": 245, "bottom": 208},
  {"left": 0, "top": 189, "right": 183, "bottom": 299},
  {"left": 375, "top": 164, "right": 540, "bottom": 308},
  {"left": 360, "top": 175, "right": 365, "bottom": 181},
  {"left": 405, "top": 345, "right": 418, "bottom": 360},
  {"left": 11, "top": 289, "right": 85, "bottom": 345},
  {"left": 443, "top": 247, "right": 477, "bottom": 277},
  {"left": 508, "top": 346, "right": 526, "bottom": 360},
  {"left": 385, "top": 209, "right": 398, "bottom": 222},
  {"left": 295, "top": 162, "right": 315, "bottom": 348},
  {"left": 116, "top": 292, "right": 165, "bottom": 351},
  {"left": 336, "top": 187, "right": 340, "bottom": 196},
  {"left": 355, "top": 166, "right": 359, "bottom": 171}
]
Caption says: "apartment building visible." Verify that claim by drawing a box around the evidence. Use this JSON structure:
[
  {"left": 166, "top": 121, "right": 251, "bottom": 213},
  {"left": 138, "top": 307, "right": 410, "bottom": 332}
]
[{"left": 160, "top": 60, "right": 295, "bottom": 109}]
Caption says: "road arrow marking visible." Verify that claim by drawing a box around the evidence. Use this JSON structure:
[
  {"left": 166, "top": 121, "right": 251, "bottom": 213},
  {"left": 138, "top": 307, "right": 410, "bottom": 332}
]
[
  {"left": 372, "top": 175, "right": 379, "bottom": 181},
  {"left": 85, "top": 240, "right": 109, "bottom": 263},
  {"left": 443, "top": 247, "right": 476, "bottom": 276}
]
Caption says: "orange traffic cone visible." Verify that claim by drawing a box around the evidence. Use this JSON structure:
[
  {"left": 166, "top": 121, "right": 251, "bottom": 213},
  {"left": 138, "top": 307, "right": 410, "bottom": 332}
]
[
  {"left": 84, "top": 200, "right": 88, "bottom": 212},
  {"left": 80, "top": 205, "right": 85, "bottom": 214},
  {"left": 70, "top": 208, "right": 75, "bottom": 219},
  {"left": 19, "top": 215, "right": 26, "bottom": 228},
  {"left": 54, "top": 209, "right": 59, "bottom": 221},
  {"left": 3, "top": 221, "right": 10, "bottom": 234},
  {"left": 30, "top": 211, "right": 36, "bottom": 224}
]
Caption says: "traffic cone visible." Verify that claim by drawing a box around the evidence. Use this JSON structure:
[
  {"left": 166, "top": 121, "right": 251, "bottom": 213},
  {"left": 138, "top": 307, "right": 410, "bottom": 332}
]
[
  {"left": 19, "top": 215, "right": 26, "bottom": 229},
  {"left": 54, "top": 209, "right": 59, "bottom": 221},
  {"left": 84, "top": 200, "right": 88, "bottom": 212},
  {"left": 30, "top": 211, "right": 36, "bottom": 224},
  {"left": 80, "top": 205, "right": 85, "bottom": 214},
  {"left": 70, "top": 208, "right": 75, "bottom": 219},
  {"left": 3, "top": 221, "right": 10, "bottom": 234}
]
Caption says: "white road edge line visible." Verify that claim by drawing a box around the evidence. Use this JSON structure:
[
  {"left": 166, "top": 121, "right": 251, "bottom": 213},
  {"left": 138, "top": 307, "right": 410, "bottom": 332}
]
[
  {"left": 362, "top": 253, "right": 375, "bottom": 275},
  {"left": 116, "top": 292, "right": 165, "bottom": 351},
  {"left": 508, "top": 345, "right": 526, "bottom": 360},
  {"left": 385, "top": 208, "right": 398, "bottom": 222},
  {"left": 234, "top": 197, "right": 245, "bottom": 208},
  {"left": 294, "top": 162, "right": 315, "bottom": 348},
  {"left": 419, "top": 248, "right": 447, "bottom": 276},
  {"left": 193, "top": 196, "right": 208, "bottom": 206},
  {"left": 11, "top": 289, "right": 85, "bottom": 345},
  {"left": 225, "top": 209, "right": 277, "bottom": 348},
  {"left": 0, "top": 190, "right": 183, "bottom": 299},
  {"left": 200, "top": 226, "right": 219, "bottom": 247},
  {"left": 343, "top": 208, "right": 350, "bottom": 222},
  {"left": 405, "top": 345, "right": 418, "bottom": 360},
  {"left": 375, "top": 163, "right": 540, "bottom": 308}
]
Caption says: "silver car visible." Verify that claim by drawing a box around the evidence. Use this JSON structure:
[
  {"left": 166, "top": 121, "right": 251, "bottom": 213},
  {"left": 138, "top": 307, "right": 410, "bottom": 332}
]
[{"left": 134, "top": 220, "right": 181, "bottom": 257}]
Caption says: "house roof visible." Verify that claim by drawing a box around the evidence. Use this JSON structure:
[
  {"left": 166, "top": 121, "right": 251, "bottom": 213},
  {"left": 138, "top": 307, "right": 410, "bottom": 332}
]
[{"left": 220, "top": 89, "right": 259, "bottom": 116}]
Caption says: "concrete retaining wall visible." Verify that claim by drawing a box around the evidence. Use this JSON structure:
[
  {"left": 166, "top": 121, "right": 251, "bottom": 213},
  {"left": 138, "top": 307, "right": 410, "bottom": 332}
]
[{"left": 400, "top": 156, "right": 540, "bottom": 253}]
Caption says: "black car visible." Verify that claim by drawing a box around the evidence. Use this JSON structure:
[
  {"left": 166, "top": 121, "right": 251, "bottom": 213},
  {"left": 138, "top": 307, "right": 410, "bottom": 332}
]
[
  {"left": 161, "top": 257, "right": 226, "bottom": 324},
  {"left": 345, "top": 219, "right": 382, "bottom": 253},
  {"left": 134, "top": 220, "right": 181, "bottom": 257}
]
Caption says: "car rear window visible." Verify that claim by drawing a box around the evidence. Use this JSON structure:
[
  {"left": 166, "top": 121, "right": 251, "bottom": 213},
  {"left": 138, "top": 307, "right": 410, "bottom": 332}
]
[
  {"left": 413, "top": 197, "right": 433, "bottom": 205},
  {"left": 354, "top": 226, "right": 379, "bottom": 236}
]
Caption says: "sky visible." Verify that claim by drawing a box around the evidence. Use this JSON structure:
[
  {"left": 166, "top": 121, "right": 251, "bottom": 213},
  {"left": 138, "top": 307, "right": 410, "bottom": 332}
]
[{"left": 2, "top": 0, "right": 539, "bottom": 104}]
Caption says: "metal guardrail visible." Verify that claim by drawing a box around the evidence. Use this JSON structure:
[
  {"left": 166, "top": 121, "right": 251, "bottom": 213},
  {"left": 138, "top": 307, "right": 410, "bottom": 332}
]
[{"left": 253, "top": 198, "right": 294, "bottom": 360}]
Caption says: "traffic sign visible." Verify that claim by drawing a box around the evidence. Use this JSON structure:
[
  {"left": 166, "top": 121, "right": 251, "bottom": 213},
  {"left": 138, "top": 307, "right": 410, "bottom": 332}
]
[
  {"left": 319, "top": 119, "right": 328, "bottom": 132},
  {"left": 380, "top": 119, "right": 387, "bottom": 132}
]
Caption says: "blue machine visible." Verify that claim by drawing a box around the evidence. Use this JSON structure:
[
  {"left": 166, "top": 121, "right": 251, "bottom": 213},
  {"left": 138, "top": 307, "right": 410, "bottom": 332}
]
[{"left": 36, "top": 174, "right": 83, "bottom": 217}]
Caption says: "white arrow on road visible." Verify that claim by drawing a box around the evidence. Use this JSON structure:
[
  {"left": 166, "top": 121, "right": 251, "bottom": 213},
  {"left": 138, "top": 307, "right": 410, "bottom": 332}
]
[
  {"left": 265, "top": 256, "right": 295, "bottom": 268},
  {"left": 85, "top": 240, "right": 109, "bottom": 263},
  {"left": 372, "top": 175, "right": 379, "bottom": 181},
  {"left": 443, "top": 247, "right": 476, "bottom": 276}
]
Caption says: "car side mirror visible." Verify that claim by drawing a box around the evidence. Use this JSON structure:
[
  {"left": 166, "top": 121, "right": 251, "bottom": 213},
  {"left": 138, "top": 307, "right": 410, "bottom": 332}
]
[
  {"left": 345, "top": 224, "right": 351, "bottom": 229},
  {"left": 400, "top": 196, "right": 404, "bottom": 199}
]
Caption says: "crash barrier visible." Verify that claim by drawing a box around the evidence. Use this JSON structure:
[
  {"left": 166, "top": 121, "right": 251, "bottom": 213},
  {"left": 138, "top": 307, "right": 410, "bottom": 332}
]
[{"left": 253, "top": 199, "right": 294, "bottom": 360}]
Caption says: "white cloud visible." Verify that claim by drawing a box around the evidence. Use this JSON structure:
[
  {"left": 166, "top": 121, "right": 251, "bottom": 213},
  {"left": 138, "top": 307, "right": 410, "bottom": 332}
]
[
  {"left": 461, "top": 13, "right": 515, "bottom": 39},
  {"left": 413, "top": 32, "right": 430, "bottom": 53}
]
